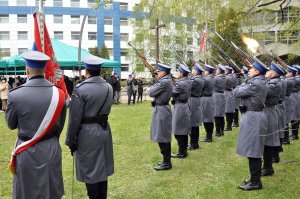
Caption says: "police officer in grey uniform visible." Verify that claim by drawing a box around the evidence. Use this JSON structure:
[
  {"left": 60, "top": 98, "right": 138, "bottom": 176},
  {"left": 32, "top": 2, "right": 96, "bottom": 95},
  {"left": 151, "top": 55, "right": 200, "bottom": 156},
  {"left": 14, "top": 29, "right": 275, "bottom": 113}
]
[
  {"left": 66, "top": 55, "right": 114, "bottom": 199},
  {"left": 6, "top": 51, "right": 66, "bottom": 199},
  {"left": 201, "top": 65, "right": 216, "bottom": 142},
  {"left": 149, "top": 63, "right": 173, "bottom": 170},
  {"left": 233, "top": 59, "right": 268, "bottom": 191},
  {"left": 290, "top": 65, "right": 300, "bottom": 140},
  {"left": 261, "top": 62, "right": 285, "bottom": 176},
  {"left": 282, "top": 66, "right": 296, "bottom": 144},
  {"left": 241, "top": 66, "right": 249, "bottom": 83},
  {"left": 224, "top": 66, "right": 236, "bottom": 131},
  {"left": 171, "top": 65, "right": 191, "bottom": 158},
  {"left": 213, "top": 64, "right": 226, "bottom": 137},
  {"left": 233, "top": 71, "right": 242, "bottom": 127},
  {"left": 188, "top": 63, "right": 204, "bottom": 150}
]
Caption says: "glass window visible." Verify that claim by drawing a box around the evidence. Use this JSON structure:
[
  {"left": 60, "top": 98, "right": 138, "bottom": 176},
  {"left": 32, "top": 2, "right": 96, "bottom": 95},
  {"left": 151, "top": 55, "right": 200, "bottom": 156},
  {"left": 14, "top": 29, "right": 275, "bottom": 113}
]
[
  {"left": 18, "top": 31, "right": 28, "bottom": 40},
  {"left": 88, "top": 0, "right": 97, "bottom": 8},
  {"left": 54, "top": 31, "right": 63, "bottom": 40},
  {"left": 120, "top": 3, "right": 128, "bottom": 11},
  {"left": 0, "top": 31, "right": 9, "bottom": 40},
  {"left": 88, "top": 16, "right": 97, "bottom": 24},
  {"left": 0, "top": 48, "right": 10, "bottom": 57},
  {"left": 71, "top": 0, "right": 80, "bottom": 7},
  {"left": 18, "top": 48, "right": 28, "bottom": 54},
  {"left": 0, "top": 0, "right": 8, "bottom": 6},
  {"left": 121, "top": 64, "right": 129, "bottom": 71},
  {"left": 71, "top": 31, "right": 80, "bottom": 40},
  {"left": 120, "top": 18, "right": 128, "bottom": 26},
  {"left": 17, "top": 15, "right": 27, "bottom": 23},
  {"left": 54, "top": 15, "right": 63, "bottom": 24},
  {"left": 105, "top": 33, "right": 113, "bottom": 41},
  {"left": 120, "top": 33, "right": 128, "bottom": 42},
  {"left": 121, "top": 49, "right": 128, "bottom": 56},
  {"left": 16, "top": 0, "right": 26, "bottom": 6},
  {"left": 0, "top": 15, "right": 9, "bottom": 23},
  {"left": 104, "top": 17, "right": 112, "bottom": 25},
  {"left": 88, "top": 32, "right": 97, "bottom": 40},
  {"left": 104, "top": 3, "right": 112, "bottom": 10},
  {"left": 53, "top": 0, "right": 62, "bottom": 7},
  {"left": 71, "top": 16, "right": 80, "bottom": 24},
  {"left": 187, "top": 38, "right": 193, "bottom": 45}
]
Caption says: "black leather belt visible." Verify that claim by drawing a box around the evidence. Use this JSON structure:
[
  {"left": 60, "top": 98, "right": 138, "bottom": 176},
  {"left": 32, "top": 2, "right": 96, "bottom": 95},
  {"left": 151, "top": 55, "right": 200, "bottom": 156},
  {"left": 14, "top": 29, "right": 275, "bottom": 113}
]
[
  {"left": 247, "top": 107, "right": 263, "bottom": 112},
  {"left": 82, "top": 115, "right": 108, "bottom": 128},
  {"left": 18, "top": 133, "right": 56, "bottom": 142},
  {"left": 202, "top": 94, "right": 212, "bottom": 97},
  {"left": 156, "top": 102, "right": 169, "bottom": 106},
  {"left": 225, "top": 89, "right": 232, "bottom": 91},
  {"left": 175, "top": 99, "right": 188, "bottom": 103},
  {"left": 215, "top": 91, "right": 224, "bottom": 93}
]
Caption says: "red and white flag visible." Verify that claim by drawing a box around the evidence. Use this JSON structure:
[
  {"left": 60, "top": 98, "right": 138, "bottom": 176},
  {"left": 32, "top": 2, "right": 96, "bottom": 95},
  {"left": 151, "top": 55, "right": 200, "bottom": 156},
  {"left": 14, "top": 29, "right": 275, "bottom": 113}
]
[{"left": 200, "top": 32, "right": 206, "bottom": 52}]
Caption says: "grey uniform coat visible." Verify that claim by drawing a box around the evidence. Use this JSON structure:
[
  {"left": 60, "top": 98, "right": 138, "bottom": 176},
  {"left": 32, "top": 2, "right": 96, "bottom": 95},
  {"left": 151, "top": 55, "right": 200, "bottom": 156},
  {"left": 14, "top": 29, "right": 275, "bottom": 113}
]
[
  {"left": 201, "top": 74, "right": 216, "bottom": 123},
  {"left": 149, "top": 74, "right": 173, "bottom": 142},
  {"left": 225, "top": 74, "right": 236, "bottom": 113},
  {"left": 5, "top": 78, "right": 66, "bottom": 199},
  {"left": 283, "top": 77, "right": 295, "bottom": 123},
  {"left": 172, "top": 76, "right": 191, "bottom": 135},
  {"left": 66, "top": 76, "right": 114, "bottom": 184},
  {"left": 233, "top": 73, "right": 242, "bottom": 108},
  {"left": 264, "top": 78, "right": 281, "bottom": 147},
  {"left": 291, "top": 75, "right": 300, "bottom": 120},
  {"left": 213, "top": 74, "right": 226, "bottom": 117},
  {"left": 233, "top": 76, "right": 267, "bottom": 158},
  {"left": 277, "top": 79, "right": 287, "bottom": 138},
  {"left": 189, "top": 75, "right": 204, "bottom": 127}
]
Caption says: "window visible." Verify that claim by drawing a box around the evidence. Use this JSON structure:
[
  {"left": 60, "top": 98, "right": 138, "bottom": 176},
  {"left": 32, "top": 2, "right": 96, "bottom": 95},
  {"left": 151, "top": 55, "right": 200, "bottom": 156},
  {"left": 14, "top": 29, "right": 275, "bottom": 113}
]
[
  {"left": 187, "top": 38, "right": 193, "bottom": 45},
  {"left": 0, "top": 31, "right": 9, "bottom": 40},
  {"left": 104, "top": 3, "right": 112, "bottom": 10},
  {"left": 121, "top": 49, "right": 128, "bottom": 57},
  {"left": 121, "top": 64, "right": 129, "bottom": 71},
  {"left": 120, "top": 3, "right": 128, "bottom": 11},
  {"left": 88, "top": 0, "right": 97, "bottom": 8},
  {"left": 18, "top": 31, "right": 28, "bottom": 40},
  {"left": 120, "top": 33, "right": 129, "bottom": 42},
  {"left": 54, "top": 15, "right": 63, "bottom": 23},
  {"left": 104, "top": 17, "right": 112, "bottom": 25},
  {"left": 105, "top": 33, "right": 113, "bottom": 41},
  {"left": 120, "top": 18, "right": 128, "bottom": 26},
  {"left": 18, "top": 48, "right": 28, "bottom": 54},
  {"left": 17, "top": 15, "right": 27, "bottom": 23},
  {"left": 16, "top": 0, "right": 26, "bottom": 6},
  {"left": 0, "top": 0, "right": 8, "bottom": 6},
  {"left": 71, "top": 0, "right": 80, "bottom": 7},
  {"left": 53, "top": 0, "right": 62, "bottom": 7},
  {"left": 0, "top": 48, "right": 10, "bottom": 57},
  {"left": 0, "top": 15, "right": 9, "bottom": 23},
  {"left": 88, "top": 32, "right": 97, "bottom": 40},
  {"left": 71, "top": 31, "right": 80, "bottom": 40},
  {"left": 88, "top": 16, "right": 96, "bottom": 24},
  {"left": 54, "top": 31, "right": 63, "bottom": 40},
  {"left": 71, "top": 16, "right": 80, "bottom": 24}
]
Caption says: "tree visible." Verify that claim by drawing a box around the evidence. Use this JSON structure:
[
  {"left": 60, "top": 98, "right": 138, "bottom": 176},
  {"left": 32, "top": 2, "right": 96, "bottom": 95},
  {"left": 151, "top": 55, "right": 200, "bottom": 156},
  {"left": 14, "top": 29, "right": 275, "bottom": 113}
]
[{"left": 99, "top": 43, "right": 110, "bottom": 59}]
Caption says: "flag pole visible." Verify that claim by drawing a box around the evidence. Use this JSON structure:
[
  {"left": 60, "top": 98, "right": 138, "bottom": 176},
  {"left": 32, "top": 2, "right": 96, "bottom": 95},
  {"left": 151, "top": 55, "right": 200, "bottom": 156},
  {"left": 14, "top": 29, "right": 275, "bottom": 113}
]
[
  {"left": 78, "top": 15, "right": 87, "bottom": 80},
  {"left": 39, "top": 0, "right": 45, "bottom": 53}
]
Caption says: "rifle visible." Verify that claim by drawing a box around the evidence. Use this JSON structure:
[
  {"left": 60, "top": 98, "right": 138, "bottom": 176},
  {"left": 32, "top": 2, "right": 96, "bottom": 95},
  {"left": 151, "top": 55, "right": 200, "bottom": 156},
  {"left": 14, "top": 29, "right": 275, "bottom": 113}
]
[
  {"left": 171, "top": 47, "right": 189, "bottom": 67},
  {"left": 257, "top": 49, "right": 274, "bottom": 65},
  {"left": 207, "top": 38, "right": 241, "bottom": 72},
  {"left": 128, "top": 41, "right": 155, "bottom": 74},
  {"left": 268, "top": 50, "right": 288, "bottom": 69},
  {"left": 204, "top": 54, "right": 218, "bottom": 67},
  {"left": 214, "top": 32, "right": 252, "bottom": 69}
]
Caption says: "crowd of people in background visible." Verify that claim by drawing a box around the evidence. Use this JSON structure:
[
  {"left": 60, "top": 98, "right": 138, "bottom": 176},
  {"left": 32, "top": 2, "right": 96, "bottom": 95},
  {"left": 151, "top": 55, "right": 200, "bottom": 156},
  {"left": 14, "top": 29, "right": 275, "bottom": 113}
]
[{"left": 126, "top": 74, "right": 144, "bottom": 105}]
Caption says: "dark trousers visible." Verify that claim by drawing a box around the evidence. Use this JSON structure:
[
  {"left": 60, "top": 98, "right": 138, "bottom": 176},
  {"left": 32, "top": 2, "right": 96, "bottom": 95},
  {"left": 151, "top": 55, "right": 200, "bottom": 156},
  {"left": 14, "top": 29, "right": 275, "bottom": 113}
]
[
  {"left": 175, "top": 135, "right": 188, "bottom": 154},
  {"left": 233, "top": 109, "right": 239, "bottom": 125},
  {"left": 158, "top": 142, "right": 171, "bottom": 162},
  {"left": 215, "top": 117, "right": 225, "bottom": 133},
  {"left": 204, "top": 122, "right": 214, "bottom": 138},
  {"left": 137, "top": 92, "right": 143, "bottom": 102},
  {"left": 85, "top": 181, "right": 108, "bottom": 199},
  {"left": 248, "top": 157, "right": 262, "bottom": 183},
  {"left": 225, "top": 113, "right": 234, "bottom": 128},
  {"left": 263, "top": 146, "right": 274, "bottom": 170},
  {"left": 189, "top": 127, "right": 199, "bottom": 146},
  {"left": 283, "top": 123, "right": 290, "bottom": 141},
  {"left": 291, "top": 120, "right": 299, "bottom": 138},
  {"left": 127, "top": 92, "right": 137, "bottom": 105}
]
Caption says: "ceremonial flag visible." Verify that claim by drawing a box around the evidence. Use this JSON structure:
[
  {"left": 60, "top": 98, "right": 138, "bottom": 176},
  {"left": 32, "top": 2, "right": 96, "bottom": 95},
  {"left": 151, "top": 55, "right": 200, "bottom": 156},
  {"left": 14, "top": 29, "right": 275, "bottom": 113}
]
[
  {"left": 200, "top": 32, "right": 206, "bottom": 52},
  {"left": 33, "top": 12, "right": 69, "bottom": 99}
]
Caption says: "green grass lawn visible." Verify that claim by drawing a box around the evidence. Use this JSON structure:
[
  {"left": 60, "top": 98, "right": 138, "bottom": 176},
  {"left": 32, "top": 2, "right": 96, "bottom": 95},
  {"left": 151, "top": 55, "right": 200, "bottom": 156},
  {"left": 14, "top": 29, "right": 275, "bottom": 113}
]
[{"left": 1, "top": 102, "right": 300, "bottom": 199}]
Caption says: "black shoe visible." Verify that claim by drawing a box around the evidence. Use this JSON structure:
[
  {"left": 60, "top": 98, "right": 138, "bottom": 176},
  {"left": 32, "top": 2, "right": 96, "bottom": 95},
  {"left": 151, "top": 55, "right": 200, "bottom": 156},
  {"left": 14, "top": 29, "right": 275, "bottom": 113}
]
[
  {"left": 233, "top": 124, "right": 239, "bottom": 127},
  {"left": 171, "top": 153, "right": 187, "bottom": 159},
  {"left": 272, "top": 155, "right": 280, "bottom": 163},
  {"left": 224, "top": 127, "right": 232, "bottom": 131},
  {"left": 261, "top": 168, "right": 274, "bottom": 176},
  {"left": 215, "top": 132, "right": 222, "bottom": 137},
  {"left": 282, "top": 139, "right": 290, "bottom": 145},
  {"left": 154, "top": 162, "right": 172, "bottom": 171},
  {"left": 188, "top": 144, "right": 199, "bottom": 150},
  {"left": 238, "top": 181, "right": 262, "bottom": 191},
  {"left": 201, "top": 137, "right": 212, "bottom": 142}
]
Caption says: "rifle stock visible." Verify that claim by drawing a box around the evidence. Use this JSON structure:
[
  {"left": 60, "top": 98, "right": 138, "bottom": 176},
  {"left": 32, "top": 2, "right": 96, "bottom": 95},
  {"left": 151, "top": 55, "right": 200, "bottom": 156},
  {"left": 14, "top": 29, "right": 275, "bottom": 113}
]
[{"left": 128, "top": 41, "right": 155, "bottom": 74}]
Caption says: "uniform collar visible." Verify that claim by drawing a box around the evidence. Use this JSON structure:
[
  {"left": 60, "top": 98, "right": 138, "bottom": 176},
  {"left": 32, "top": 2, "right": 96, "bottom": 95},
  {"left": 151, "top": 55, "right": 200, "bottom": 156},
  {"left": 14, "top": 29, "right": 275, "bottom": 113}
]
[{"left": 25, "top": 77, "right": 53, "bottom": 87}]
